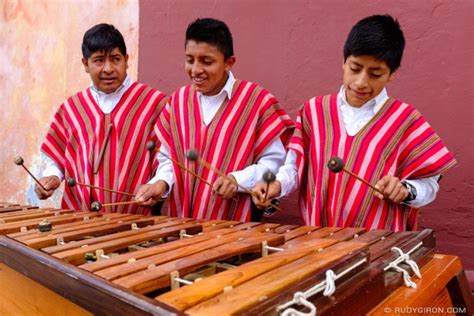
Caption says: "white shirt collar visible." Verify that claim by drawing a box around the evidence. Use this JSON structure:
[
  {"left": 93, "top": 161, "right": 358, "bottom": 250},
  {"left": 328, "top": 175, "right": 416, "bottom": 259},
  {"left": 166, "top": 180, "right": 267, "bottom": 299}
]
[
  {"left": 89, "top": 75, "right": 133, "bottom": 113},
  {"left": 90, "top": 75, "right": 132, "bottom": 96},
  {"left": 338, "top": 85, "right": 389, "bottom": 114},
  {"left": 198, "top": 71, "right": 235, "bottom": 100}
]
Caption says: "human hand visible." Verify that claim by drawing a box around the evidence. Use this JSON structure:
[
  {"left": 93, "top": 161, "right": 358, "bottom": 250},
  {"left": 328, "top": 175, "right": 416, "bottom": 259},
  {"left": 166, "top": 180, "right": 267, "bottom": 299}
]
[
  {"left": 35, "top": 176, "right": 61, "bottom": 199},
  {"left": 135, "top": 180, "right": 168, "bottom": 206},
  {"left": 374, "top": 175, "right": 409, "bottom": 204},
  {"left": 251, "top": 180, "right": 281, "bottom": 209},
  {"left": 212, "top": 175, "right": 238, "bottom": 200}
]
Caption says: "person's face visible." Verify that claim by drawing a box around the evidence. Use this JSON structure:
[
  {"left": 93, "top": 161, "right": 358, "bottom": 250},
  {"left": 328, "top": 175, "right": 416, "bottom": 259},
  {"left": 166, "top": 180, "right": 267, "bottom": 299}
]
[
  {"left": 185, "top": 40, "right": 235, "bottom": 96},
  {"left": 82, "top": 47, "right": 128, "bottom": 94},
  {"left": 342, "top": 55, "right": 395, "bottom": 107}
]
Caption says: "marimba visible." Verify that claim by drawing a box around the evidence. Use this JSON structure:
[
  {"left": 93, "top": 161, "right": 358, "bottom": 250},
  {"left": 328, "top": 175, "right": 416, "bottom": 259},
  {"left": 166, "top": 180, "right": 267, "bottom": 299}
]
[{"left": 0, "top": 203, "right": 472, "bottom": 315}]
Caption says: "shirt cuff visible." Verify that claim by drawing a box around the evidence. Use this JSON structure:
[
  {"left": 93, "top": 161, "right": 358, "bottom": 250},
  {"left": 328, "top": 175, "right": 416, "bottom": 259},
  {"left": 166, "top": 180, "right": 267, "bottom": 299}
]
[
  {"left": 229, "top": 169, "right": 255, "bottom": 192},
  {"left": 402, "top": 176, "right": 439, "bottom": 208},
  {"left": 43, "top": 164, "right": 64, "bottom": 181},
  {"left": 147, "top": 174, "right": 174, "bottom": 198}
]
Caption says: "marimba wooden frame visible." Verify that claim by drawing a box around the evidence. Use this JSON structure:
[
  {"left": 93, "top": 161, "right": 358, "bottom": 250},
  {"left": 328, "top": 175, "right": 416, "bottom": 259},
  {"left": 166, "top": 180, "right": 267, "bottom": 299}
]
[{"left": 0, "top": 236, "right": 181, "bottom": 316}]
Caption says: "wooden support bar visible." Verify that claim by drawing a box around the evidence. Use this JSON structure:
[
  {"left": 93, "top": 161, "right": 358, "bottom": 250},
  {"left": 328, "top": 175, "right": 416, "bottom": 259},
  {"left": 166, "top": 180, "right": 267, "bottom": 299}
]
[
  {"left": 281, "top": 225, "right": 321, "bottom": 241},
  {"left": 80, "top": 222, "right": 265, "bottom": 273},
  {"left": 184, "top": 241, "right": 368, "bottom": 315},
  {"left": 326, "top": 227, "right": 367, "bottom": 241},
  {"left": 113, "top": 233, "right": 285, "bottom": 294},
  {"left": 0, "top": 236, "right": 179, "bottom": 315},
  {"left": 7, "top": 213, "right": 121, "bottom": 239},
  {"left": 157, "top": 238, "right": 338, "bottom": 311},
  {"left": 0, "top": 212, "right": 100, "bottom": 235},
  {"left": 23, "top": 217, "right": 156, "bottom": 249},
  {"left": 96, "top": 229, "right": 271, "bottom": 281},
  {"left": 42, "top": 218, "right": 196, "bottom": 254},
  {"left": 52, "top": 223, "right": 203, "bottom": 265},
  {"left": 12, "top": 215, "right": 142, "bottom": 242}
]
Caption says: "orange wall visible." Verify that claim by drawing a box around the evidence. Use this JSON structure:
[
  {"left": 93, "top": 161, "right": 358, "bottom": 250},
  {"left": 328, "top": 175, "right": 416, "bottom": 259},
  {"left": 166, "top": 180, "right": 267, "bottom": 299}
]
[{"left": 0, "top": 0, "right": 139, "bottom": 207}]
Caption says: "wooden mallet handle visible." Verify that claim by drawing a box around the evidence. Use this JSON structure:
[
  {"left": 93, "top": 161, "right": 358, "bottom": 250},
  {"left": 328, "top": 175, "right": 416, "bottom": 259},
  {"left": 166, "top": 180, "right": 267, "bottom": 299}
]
[
  {"left": 67, "top": 178, "right": 135, "bottom": 197},
  {"left": 187, "top": 149, "right": 281, "bottom": 211},
  {"left": 186, "top": 149, "right": 256, "bottom": 196},
  {"left": 147, "top": 141, "right": 220, "bottom": 193},
  {"left": 157, "top": 150, "right": 214, "bottom": 188},
  {"left": 91, "top": 200, "right": 139, "bottom": 212},
  {"left": 327, "top": 157, "right": 383, "bottom": 195},
  {"left": 14, "top": 156, "right": 47, "bottom": 191}
]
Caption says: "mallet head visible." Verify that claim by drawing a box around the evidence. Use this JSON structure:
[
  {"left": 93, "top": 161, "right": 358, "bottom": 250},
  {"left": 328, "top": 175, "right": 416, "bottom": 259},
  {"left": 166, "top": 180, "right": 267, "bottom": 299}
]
[
  {"left": 38, "top": 219, "right": 52, "bottom": 232},
  {"left": 66, "top": 177, "right": 77, "bottom": 187},
  {"left": 186, "top": 149, "right": 199, "bottom": 161},
  {"left": 14, "top": 156, "right": 24, "bottom": 166},
  {"left": 146, "top": 141, "right": 156, "bottom": 152},
  {"left": 90, "top": 201, "right": 102, "bottom": 212},
  {"left": 327, "top": 157, "right": 345, "bottom": 173},
  {"left": 262, "top": 171, "right": 276, "bottom": 183}
]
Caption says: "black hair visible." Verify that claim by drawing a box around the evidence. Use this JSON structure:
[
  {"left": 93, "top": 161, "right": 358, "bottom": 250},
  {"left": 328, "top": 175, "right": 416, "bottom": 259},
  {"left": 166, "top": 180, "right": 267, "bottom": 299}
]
[
  {"left": 82, "top": 23, "right": 127, "bottom": 59},
  {"left": 343, "top": 15, "right": 405, "bottom": 73},
  {"left": 185, "top": 18, "right": 234, "bottom": 60}
]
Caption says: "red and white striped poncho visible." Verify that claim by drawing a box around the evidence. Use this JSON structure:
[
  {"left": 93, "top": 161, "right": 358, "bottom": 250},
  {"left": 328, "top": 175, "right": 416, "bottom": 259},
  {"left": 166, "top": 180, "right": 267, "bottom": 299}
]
[
  {"left": 41, "top": 82, "right": 168, "bottom": 214},
  {"left": 289, "top": 94, "right": 456, "bottom": 231},
  {"left": 155, "top": 80, "right": 294, "bottom": 221}
]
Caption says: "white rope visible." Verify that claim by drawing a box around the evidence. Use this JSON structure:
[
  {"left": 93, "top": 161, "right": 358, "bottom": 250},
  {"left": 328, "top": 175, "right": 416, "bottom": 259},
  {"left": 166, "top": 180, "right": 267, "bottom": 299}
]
[
  {"left": 174, "top": 277, "right": 193, "bottom": 285},
  {"left": 391, "top": 246, "right": 422, "bottom": 278},
  {"left": 322, "top": 270, "right": 336, "bottom": 296},
  {"left": 383, "top": 242, "right": 423, "bottom": 288},
  {"left": 277, "top": 258, "right": 367, "bottom": 315},
  {"left": 266, "top": 245, "right": 284, "bottom": 252},
  {"left": 280, "top": 292, "right": 317, "bottom": 316}
]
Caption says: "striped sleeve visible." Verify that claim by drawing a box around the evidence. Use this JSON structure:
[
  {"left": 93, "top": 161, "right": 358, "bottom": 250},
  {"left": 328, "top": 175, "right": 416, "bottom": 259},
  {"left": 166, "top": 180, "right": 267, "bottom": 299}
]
[
  {"left": 288, "top": 103, "right": 312, "bottom": 181},
  {"left": 254, "top": 91, "right": 294, "bottom": 158},
  {"left": 40, "top": 103, "right": 68, "bottom": 171},
  {"left": 397, "top": 108, "right": 457, "bottom": 179},
  {"left": 154, "top": 101, "right": 172, "bottom": 150}
]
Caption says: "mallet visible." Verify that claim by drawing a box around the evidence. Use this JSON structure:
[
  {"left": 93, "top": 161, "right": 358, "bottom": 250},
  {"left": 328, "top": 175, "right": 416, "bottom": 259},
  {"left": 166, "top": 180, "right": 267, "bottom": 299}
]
[
  {"left": 327, "top": 157, "right": 383, "bottom": 195},
  {"left": 14, "top": 156, "right": 47, "bottom": 191},
  {"left": 262, "top": 171, "right": 276, "bottom": 201},
  {"left": 90, "top": 200, "right": 139, "bottom": 212},
  {"left": 67, "top": 177, "right": 135, "bottom": 197},
  {"left": 187, "top": 149, "right": 281, "bottom": 210},
  {"left": 147, "top": 141, "right": 214, "bottom": 188}
]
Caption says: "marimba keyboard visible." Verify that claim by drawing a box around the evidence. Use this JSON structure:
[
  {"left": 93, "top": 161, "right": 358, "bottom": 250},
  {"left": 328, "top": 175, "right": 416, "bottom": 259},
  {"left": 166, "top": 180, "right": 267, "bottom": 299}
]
[{"left": 0, "top": 203, "right": 471, "bottom": 315}]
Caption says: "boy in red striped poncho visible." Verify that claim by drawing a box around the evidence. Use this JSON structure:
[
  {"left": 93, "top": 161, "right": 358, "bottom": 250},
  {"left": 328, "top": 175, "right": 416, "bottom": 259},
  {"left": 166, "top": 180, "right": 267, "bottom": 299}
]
[
  {"left": 36, "top": 24, "right": 168, "bottom": 214},
  {"left": 252, "top": 15, "right": 456, "bottom": 231},
  {"left": 136, "top": 18, "right": 294, "bottom": 221}
]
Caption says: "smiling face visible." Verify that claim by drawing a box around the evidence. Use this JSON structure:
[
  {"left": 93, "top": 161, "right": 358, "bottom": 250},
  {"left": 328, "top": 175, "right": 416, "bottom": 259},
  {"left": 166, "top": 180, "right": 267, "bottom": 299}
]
[
  {"left": 82, "top": 47, "right": 128, "bottom": 94},
  {"left": 343, "top": 55, "right": 395, "bottom": 107},
  {"left": 185, "top": 40, "right": 235, "bottom": 96}
]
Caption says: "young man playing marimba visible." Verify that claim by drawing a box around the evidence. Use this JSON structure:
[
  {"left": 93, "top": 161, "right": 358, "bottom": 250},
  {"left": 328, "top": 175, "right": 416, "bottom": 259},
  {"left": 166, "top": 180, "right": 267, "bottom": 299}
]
[
  {"left": 36, "top": 24, "right": 168, "bottom": 214},
  {"left": 136, "top": 18, "right": 294, "bottom": 221},
  {"left": 252, "top": 15, "right": 456, "bottom": 231}
]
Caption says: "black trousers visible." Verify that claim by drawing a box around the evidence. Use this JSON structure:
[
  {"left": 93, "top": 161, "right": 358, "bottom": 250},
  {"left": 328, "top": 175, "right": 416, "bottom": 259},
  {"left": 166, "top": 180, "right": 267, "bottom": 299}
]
[
  {"left": 150, "top": 200, "right": 164, "bottom": 216},
  {"left": 250, "top": 202, "right": 263, "bottom": 222}
]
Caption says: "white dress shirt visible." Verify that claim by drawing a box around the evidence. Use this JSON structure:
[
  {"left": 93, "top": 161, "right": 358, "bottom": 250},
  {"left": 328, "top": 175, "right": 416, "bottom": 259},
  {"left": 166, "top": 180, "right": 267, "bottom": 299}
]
[
  {"left": 149, "top": 71, "right": 287, "bottom": 194},
  {"left": 41, "top": 76, "right": 133, "bottom": 180},
  {"left": 277, "top": 86, "right": 440, "bottom": 208}
]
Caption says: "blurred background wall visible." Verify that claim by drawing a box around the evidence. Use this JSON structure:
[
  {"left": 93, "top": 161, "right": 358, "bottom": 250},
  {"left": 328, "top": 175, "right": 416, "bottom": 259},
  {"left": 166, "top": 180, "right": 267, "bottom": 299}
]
[{"left": 0, "top": 0, "right": 139, "bottom": 206}]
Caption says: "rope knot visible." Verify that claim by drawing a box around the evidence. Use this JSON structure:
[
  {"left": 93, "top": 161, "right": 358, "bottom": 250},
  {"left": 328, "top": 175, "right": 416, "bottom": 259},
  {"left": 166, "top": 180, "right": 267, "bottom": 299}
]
[
  {"left": 387, "top": 246, "right": 422, "bottom": 288},
  {"left": 294, "top": 292, "right": 306, "bottom": 304}
]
